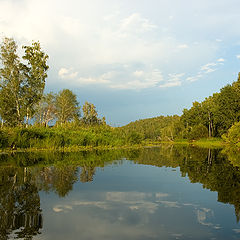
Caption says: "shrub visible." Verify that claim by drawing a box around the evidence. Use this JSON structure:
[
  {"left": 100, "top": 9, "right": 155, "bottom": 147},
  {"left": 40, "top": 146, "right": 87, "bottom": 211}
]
[
  {"left": 224, "top": 121, "right": 240, "bottom": 145},
  {"left": 188, "top": 124, "right": 208, "bottom": 140}
]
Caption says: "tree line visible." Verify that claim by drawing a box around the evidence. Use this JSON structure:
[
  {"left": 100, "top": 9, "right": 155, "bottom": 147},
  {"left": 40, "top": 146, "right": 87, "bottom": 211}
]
[
  {"left": 122, "top": 74, "right": 240, "bottom": 143},
  {"left": 0, "top": 37, "right": 104, "bottom": 128},
  {"left": 181, "top": 74, "right": 240, "bottom": 142}
]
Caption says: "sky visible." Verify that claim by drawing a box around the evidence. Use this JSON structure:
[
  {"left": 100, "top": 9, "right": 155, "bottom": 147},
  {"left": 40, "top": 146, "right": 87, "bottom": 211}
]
[{"left": 1, "top": 0, "right": 240, "bottom": 126}]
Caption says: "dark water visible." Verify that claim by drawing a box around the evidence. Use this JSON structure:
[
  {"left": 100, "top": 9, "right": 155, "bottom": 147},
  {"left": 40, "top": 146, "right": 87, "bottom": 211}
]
[{"left": 1, "top": 145, "right": 240, "bottom": 239}]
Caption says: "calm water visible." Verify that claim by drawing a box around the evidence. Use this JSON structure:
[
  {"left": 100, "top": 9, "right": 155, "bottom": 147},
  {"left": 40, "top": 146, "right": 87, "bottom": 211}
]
[{"left": 1, "top": 146, "right": 240, "bottom": 239}]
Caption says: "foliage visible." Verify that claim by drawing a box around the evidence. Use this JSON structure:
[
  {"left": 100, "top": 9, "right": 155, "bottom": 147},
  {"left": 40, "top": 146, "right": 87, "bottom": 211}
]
[
  {"left": 55, "top": 89, "right": 80, "bottom": 125},
  {"left": 82, "top": 101, "right": 98, "bottom": 125},
  {"left": 122, "top": 115, "right": 184, "bottom": 141},
  {"left": 34, "top": 92, "right": 56, "bottom": 126},
  {"left": 0, "top": 125, "right": 147, "bottom": 150},
  {"left": 223, "top": 121, "right": 240, "bottom": 146},
  {"left": 1, "top": 37, "right": 240, "bottom": 145},
  {"left": 0, "top": 37, "right": 48, "bottom": 126},
  {"left": 181, "top": 74, "right": 240, "bottom": 140},
  {"left": 188, "top": 124, "right": 209, "bottom": 140}
]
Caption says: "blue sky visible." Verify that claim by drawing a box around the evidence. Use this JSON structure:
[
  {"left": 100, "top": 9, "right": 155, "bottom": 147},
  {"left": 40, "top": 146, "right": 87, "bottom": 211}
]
[{"left": 1, "top": 0, "right": 240, "bottom": 125}]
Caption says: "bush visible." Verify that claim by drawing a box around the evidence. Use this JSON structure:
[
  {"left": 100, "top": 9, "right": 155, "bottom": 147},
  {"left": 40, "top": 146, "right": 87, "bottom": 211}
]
[
  {"left": 0, "top": 130, "right": 8, "bottom": 148},
  {"left": 224, "top": 121, "right": 240, "bottom": 145},
  {"left": 127, "top": 131, "right": 144, "bottom": 144},
  {"left": 188, "top": 124, "right": 208, "bottom": 140}
]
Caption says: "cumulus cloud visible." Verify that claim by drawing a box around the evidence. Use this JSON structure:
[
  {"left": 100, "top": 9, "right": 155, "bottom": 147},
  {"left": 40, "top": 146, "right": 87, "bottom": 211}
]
[
  {"left": 0, "top": 0, "right": 236, "bottom": 93},
  {"left": 58, "top": 67, "right": 78, "bottom": 79},
  {"left": 58, "top": 66, "right": 186, "bottom": 90}
]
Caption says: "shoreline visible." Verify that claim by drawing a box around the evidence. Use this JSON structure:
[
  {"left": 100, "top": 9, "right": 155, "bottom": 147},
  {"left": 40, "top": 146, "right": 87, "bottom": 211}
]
[{"left": 0, "top": 138, "right": 226, "bottom": 154}]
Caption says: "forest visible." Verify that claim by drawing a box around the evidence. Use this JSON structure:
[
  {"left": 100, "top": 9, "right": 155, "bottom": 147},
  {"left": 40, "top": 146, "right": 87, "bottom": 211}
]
[{"left": 1, "top": 37, "right": 240, "bottom": 150}]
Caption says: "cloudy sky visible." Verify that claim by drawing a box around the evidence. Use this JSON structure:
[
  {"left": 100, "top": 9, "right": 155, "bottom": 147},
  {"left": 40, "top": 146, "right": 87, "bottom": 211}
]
[{"left": 1, "top": 0, "right": 240, "bottom": 125}]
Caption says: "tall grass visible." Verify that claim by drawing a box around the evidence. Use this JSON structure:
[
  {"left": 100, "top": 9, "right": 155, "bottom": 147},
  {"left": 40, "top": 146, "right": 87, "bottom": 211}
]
[{"left": 0, "top": 125, "right": 144, "bottom": 150}]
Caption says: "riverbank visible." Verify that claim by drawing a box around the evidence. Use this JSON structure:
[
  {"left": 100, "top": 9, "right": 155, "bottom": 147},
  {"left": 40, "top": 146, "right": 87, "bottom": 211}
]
[
  {"left": 0, "top": 126, "right": 228, "bottom": 153},
  {"left": 0, "top": 137, "right": 226, "bottom": 154}
]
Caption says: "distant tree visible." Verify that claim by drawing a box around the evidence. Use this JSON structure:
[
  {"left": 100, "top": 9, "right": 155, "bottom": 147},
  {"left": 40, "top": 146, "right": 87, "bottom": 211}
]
[
  {"left": 181, "top": 101, "right": 205, "bottom": 129},
  {"left": 55, "top": 89, "right": 80, "bottom": 125},
  {"left": 34, "top": 92, "right": 56, "bottom": 126},
  {"left": 0, "top": 37, "right": 48, "bottom": 126},
  {"left": 82, "top": 101, "right": 98, "bottom": 125},
  {"left": 202, "top": 95, "right": 218, "bottom": 138},
  {"left": 214, "top": 84, "right": 240, "bottom": 135}
]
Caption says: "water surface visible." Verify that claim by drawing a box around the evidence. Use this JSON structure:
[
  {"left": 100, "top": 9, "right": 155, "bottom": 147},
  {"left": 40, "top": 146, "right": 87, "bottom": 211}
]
[{"left": 1, "top": 146, "right": 240, "bottom": 239}]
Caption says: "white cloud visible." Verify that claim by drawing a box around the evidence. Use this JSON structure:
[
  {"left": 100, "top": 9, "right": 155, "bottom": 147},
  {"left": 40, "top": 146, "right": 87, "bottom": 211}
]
[
  {"left": 159, "top": 73, "right": 184, "bottom": 88},
  {"left": 159, "top": 201, "right": 180, "bottom": 208},
  {"left": 58, "top": 68, "right": 186, "bottom": 90},
  {"left": 236, "top": 55, "right": 240, "bottom": 59},
  {"left": 58, "top": 67, "right": 78, "bottom": 79},
  {"left": 120, "top": 13, "right": 157, "bottom": 34},
  {"left": 53, "top": 205, "right": 73, "bottom": 213},
  {"left": 58, "top": 68, "right": 68, "bottom": 77},
  {"left": 200, "top": 63, "right": 218, "bottom": 73},
  {"left": 109, "top": 69, "right": 163, "bottom": 90},
  {"left": 78, "top": 77, "right": 111, "bottom": 85},
  {"left": 186, "top": 74, "right": 202, "bottom": 82},
  {"left": 186, "top": 58, "right": 225, "bottom": 83},
  {"left": 110, "top": 79, "right": 158, "bottom": 90},
  {"left": 159, "top": 81, "right": 181, "bottom": 88},
  {"left": 0, "top": 0, "right": 236, "bottom": 94},
  {"left": 67, "top": 68, "right": 164, "bottom": 90},
  {"left": 196, "top": 208, "right": 214, "bottom": 227}
]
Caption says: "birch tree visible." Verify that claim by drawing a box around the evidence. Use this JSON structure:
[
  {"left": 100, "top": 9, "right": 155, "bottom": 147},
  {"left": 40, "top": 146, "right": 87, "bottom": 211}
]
[
  {"left": 55, "top": 89, "right": 80, "bottom": 124},
  {"left": 82, "top": 101, "right": 98, "bottom": 125},
  {"left": 0, "top": 37, "right": 24, "bottom": 126},
  {"left": 0, "top": 37, "right": 48, "bottom": 126},
  {"left": 34, "top": 92, "right": 56, "bottom": 126}
]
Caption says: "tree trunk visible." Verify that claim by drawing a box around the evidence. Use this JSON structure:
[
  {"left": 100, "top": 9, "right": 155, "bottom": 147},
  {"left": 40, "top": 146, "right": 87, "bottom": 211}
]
[
  {"left": 208, "top": 112, "right": 211, "bottom": 138},
  {"left": 26, "top": 107, "right": 29, "bottom": 127}
]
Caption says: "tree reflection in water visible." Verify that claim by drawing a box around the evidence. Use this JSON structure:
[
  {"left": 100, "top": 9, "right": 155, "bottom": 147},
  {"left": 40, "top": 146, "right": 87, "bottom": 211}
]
[
  {"left": 0, "top": 146, "right": 240, "bottom": 238},
  {"left": 0, "top": 167, "right": 42, "bottom": 240}
]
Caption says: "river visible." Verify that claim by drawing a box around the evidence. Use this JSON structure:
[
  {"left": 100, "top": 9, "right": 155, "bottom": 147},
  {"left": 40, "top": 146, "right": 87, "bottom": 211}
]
[{"left": 1, "top": 145, "right": 240, "bottom": 239}]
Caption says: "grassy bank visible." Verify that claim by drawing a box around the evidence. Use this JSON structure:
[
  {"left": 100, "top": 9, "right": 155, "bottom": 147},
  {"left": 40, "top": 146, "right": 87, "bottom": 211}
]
[
  {"left": 0, "top": 125, "right": 145, "bottom": 152},
  {"left": 190, "top": 138, "right": 225, "bottom": 148},
  {"left": 0, "top": 126, "right": 226, "bottom": 152}
]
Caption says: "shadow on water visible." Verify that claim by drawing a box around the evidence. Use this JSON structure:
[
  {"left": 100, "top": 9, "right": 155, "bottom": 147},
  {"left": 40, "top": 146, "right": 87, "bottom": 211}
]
[{"left": 0, "top": 145, "right": 240, "bottom": 239}]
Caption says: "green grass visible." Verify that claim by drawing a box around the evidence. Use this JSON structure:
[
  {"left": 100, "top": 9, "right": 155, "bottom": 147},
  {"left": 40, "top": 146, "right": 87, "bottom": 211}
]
[
  {"left": 142, "top": 138, "right": 225, "bottom": 149},
  {"left": 0, "top": 126, "right": 226, "bottom": 152},
  {"left": 189, "top": 138, "right": 225, "bottom": 148}
]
